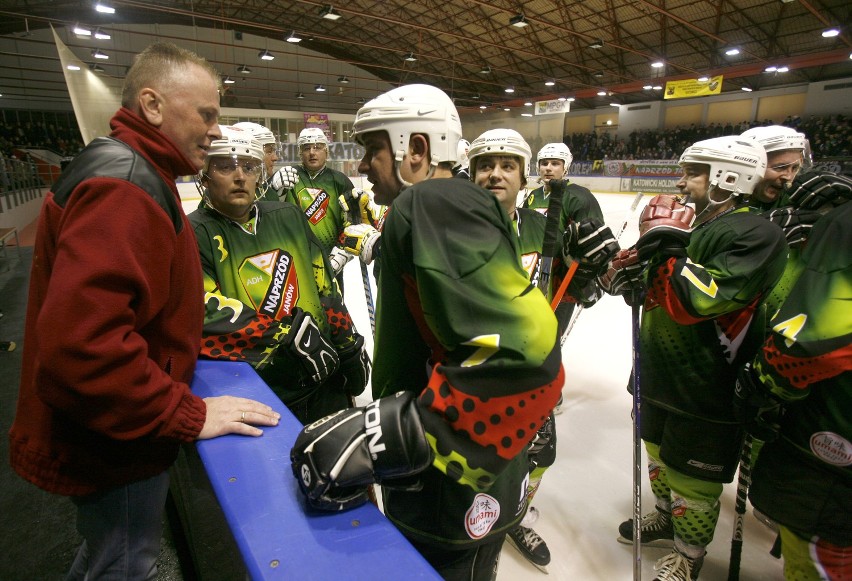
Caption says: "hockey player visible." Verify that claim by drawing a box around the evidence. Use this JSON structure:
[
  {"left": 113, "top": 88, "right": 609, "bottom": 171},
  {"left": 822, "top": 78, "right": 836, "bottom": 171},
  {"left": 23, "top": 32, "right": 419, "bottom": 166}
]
[
  {"left": 522, "top": 142, "right": 606, "bottom": 336},
  {"left": 468, "top": 128, "right": 619, "bottom": 573},
  {"left": 189, "top": 126, "right": 370, "bottom": 424},
  {"left": 734, "top": 173, "right": 851, "bottom": 581},
  {"left": 232, "top": 121, "right": 279, "bottom": 201},
  {"left": 740, "top": 125, "right": 808, "bottom": 211},
  {"left": 268, "top": 127, "right": 358, "bottom": 281},
  {"left": 290, "top": 84, "right": 574, "bottom": 580},
  {"left": 608, "top": 136, "right": 788, "bottom": 580}
]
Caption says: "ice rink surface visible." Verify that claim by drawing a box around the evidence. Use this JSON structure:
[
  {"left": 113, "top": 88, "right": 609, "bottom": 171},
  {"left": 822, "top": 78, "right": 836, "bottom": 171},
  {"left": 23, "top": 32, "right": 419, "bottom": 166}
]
[{"left": 180, "top": 184, "right": 784, "bottom": 580}]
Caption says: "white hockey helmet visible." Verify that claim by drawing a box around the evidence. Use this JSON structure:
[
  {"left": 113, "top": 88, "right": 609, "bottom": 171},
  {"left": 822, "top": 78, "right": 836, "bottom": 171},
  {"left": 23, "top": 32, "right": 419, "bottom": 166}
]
[
  {"left": 457, "top": 139, "right": 470, "bottom": 166},
  {"left": 740, "top": 125, "right": 808, "bottom": 154},
  {"left": 537, "top": 142, "right": 573, "bottom": 168},
  {"left": 232, "top": 121, "right": 276, "bottom": 147},
  {"left": 204, "top": 125, "right": 265, "bottom": 172},
  {"left": 679, "top": 136, "right": 767, "bottom": 196},
  {"left": 352, "top": 84, "right": 463, "bottom": 167},
  {"left": 297, "top": 127, "right": 329, "bottom": 148},
  {"left": 468, "top": 128, "right": 532, "bottom": 180}
]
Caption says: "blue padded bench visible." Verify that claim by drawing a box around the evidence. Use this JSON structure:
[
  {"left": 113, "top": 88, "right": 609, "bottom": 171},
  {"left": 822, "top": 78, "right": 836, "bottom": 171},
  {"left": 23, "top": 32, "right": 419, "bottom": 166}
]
[{"left": 190, "top": 360, "right": 441, "bottom": 580}]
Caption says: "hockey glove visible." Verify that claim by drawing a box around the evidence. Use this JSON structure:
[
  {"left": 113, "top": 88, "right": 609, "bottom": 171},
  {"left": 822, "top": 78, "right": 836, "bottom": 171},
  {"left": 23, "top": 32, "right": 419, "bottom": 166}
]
[
  {"left": 635, "top": 195, "right": 694, "bottom": 262},
  {"left": 733, "top": 362, "right": 784, "bottom": 442},
  {"left": 341, "top": 223, "right": 381, "bottom": 265},
  {"left": 280, "top": 308, "right": 339, "bottom": 386},
  {"left": 339, "top": 189, "right": 382, "bottom": 228},
  {"left": 598, "top": 248, "right": 648, "bottom": 297},
  {"left": 328, "top": 246, "right": 354, "bottom": 276},
  {"left": 787, "top": 170, "right": 852, "bottom": 210},
  {"left": 326, "top": 334, "right": 371, "bottom": 397},
  {"left": 562, "top": 218, "right": 620, "bottom": 281},
  {"left": 290, "top": 391, "right": 433, "bottom": 511},
  {"left": 765, "top": 206, "right": 823, "bottom": 248},
  {"left": 271, "top": 166, "right": 299, "bottom": 195}
]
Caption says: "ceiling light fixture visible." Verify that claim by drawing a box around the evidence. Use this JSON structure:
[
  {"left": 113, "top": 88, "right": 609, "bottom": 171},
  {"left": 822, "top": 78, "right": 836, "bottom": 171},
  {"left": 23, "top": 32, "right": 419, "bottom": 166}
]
[
  {"left": 94, "top": 3, "right": 115, "bottom": 14},
  {"left": 597, "top": 90, "right": 607, "bottom": 96},
  {"left": 725, "top": 48, "right": 741, "bottom": 56},
  {"left": 238, "top": 64, "right": 251, "bottom": 74},
  {"left": 286, "top": 31, "right": 302, "bottom": 43},
  {"left": 525, "top": 102, "right": 533, "bottom": 106},
  {"left": 503, "top": 107, "right": 510, "bottom": 112},
  {"left": 567, "top": 97, "right": 576, "bottom": 102},
  {"left": 545, "top": 79, "right": 555, "bottom": 86},
  {"left": 697, "top": 76, "right": 709, "bottom": 82},
  {"left": 821, "top": 28, "right": 840, "bottom": 38},
  {"left": 610, "top": 103, "right": 621, "bottom": 107},
  {"left": 296, "top": 92, "right": 305, "bottom": 99},
  {"left": 315, "top": 84, "right": 326, "bottom": 92},
  {"left": 521, "top": 113, "right": 533, "bottom": 117},
  {"left": 73, "top": 25, "right": 92, "bottom": 37},
  {"left": 93, "top": 28, "right": 110, "bottom": 40},
  {"left": 479, "top": 65, "right": 491, "bottom": 74},
  {"left": 66, "top": 64, "right": 81, "bottom": 71},
  {"left": 652, "top": 85, "right": 663, "bottom": 90},
  {"left": 479, "top": 105, "right": 487, "bottom": 109},
  {"left": 91, "top": 49, "right": 109, "bottom": 59},
  {"left": 89, "top": 63, "right": 105, "bottom": 73},
  {"left": 643, "top": 84, "right": 653, "bottom": 90},
  {"left": 223, "top": 76, "right": 235, "bottom": 84},
  {"left": 403, "top": 52, "right": 417, "bottom": 62},
  {"left": 742, "top": 86, "right": 753, "bottom": 92},
  {"left": 258, "top": 50, "right": 274, "bottom": 60},
  {"left": 509, "top": 14, "right": 529, "bottom": 28},
  {"left": 356, "top": 97, "right": 366, "bottom": 104},
  {"left": 588, "top": 39, "right": 604, "bottom": 49},
  {"left": 338, "top": 75, "right": 350, "bottom": 83},
  {"left": 504, "top": 86, "right": 515, "bottom": 93},
  {"left": 320, "top": 5, "right": 342, "bottom": 20},
  {"left": 651, "top": 61, "right": 665, "bottom": 68}
]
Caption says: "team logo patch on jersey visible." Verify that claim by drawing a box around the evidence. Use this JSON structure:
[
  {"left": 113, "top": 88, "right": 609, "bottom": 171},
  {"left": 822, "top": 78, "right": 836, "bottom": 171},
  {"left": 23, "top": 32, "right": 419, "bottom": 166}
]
[
  {"left": 810, "top": 431, "right": 852, "bottom": 467},
  {"left": 464, "top": 493, "right": 500, "bottom": 539},
  {"left": 303, "top": 188, "right": 329, "bottom": 225},
  {"left": 521, "top": 252, "right": 540, "bottom": 279},
  {"left": 239, "top": 250, "right": 299, "bottom": 319}
]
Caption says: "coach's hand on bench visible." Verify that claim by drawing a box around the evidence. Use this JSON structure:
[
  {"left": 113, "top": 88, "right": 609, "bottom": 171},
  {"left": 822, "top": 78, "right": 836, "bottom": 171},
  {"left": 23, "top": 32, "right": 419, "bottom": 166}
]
[{"left": 199, "top": 395, "right": 281, "bottom": 439}]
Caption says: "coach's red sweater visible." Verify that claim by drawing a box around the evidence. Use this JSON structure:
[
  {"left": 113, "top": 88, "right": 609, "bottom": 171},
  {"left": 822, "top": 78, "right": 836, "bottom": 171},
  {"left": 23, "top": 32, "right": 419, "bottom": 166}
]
[{"left": 9, "top": 108, "right": 206, "bottom": 496}]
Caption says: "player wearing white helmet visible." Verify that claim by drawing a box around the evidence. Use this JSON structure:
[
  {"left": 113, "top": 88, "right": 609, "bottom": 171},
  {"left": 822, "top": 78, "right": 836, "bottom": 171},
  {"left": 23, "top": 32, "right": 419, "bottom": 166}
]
[
  {"left": 452, "top": 138, "right": 470, "bottom": 180},
  {"left": 267, "top": 127, "right": 363, "bottom": 286},
  {"left": 741, "top": 125, "right": 808, "bottom": 210},
  {"left": 290, "top": 86, "right": 565, "bottom": 581},
  {"left": 605, "top": 135, "right": 787, "bottom": 581},
  {"left": 189, "top": 125, "right": 369, "bottom": 421},
  {"left": 232, "top": 121, "right": 280, "bottom": 200}
]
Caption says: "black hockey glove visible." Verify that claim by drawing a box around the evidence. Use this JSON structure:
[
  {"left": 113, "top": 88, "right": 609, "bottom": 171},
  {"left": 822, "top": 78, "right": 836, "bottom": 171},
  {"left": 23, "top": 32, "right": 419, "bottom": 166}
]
[
  {"left": 290, "top": 391, "right": 433, "bottom": 511},
  {"left": 635, "top": 195, "right": 694, "bottom": 262},
  {"left": 598, "top": 248, "right": 648, "bottom": 297},
  {"left": 733, "top": 362, "right": 785, "bottom": 442},
  {"left": 562, "top": 218, "right": 620, "bottom": 281},
  {"left": 787, "top": 170, "right": 852, "bottom": 210},
  {"left": 765, "top": 206, "right": 824, "bottom": 248},
  {"left": 326, "top": 334, "right": 371, "bottom": 397},
  {"left": 280, "top": 307, "right": 339, "bottom": 386}
]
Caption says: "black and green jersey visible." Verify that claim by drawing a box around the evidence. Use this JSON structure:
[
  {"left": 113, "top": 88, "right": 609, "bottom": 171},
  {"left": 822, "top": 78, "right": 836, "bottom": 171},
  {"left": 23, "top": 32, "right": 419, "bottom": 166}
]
[
  {"left": 188, "top": 200, "right": 357, "bottom": 405},
  {"left": 749, "top": 202, "right": 852, "bottom": 543},
  {"left": 277, "top": 165, "right": 354, "bottom": 254},
  {"left": 639, "top": 207, "right": 788, "bottom": 422},
  {"left": 375, "top": 178, "right": 563, "bottom": 546}
]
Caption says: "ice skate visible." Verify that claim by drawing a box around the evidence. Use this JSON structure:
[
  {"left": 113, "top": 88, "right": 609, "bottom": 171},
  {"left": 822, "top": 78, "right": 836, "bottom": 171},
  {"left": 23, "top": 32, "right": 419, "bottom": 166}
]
[
  {"left": 652, "top": 548, "right": 704, "bottom": 581},
  {"left": 506, "top": 523, "right": 551, "bottom": 573},
  {"left": 617, "top": 508, "right": 674, "bottom": 548}
]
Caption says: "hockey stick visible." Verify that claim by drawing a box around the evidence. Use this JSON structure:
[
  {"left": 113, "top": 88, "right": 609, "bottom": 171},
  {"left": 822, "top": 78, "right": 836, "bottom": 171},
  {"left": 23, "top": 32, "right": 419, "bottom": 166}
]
[
  {"left": 631, "top": 296, "right": 644, "bottom": 581},
  {"left": 343, "top": 192, "right": 377, "bottom": 336},
  {"left": 556, "top": 192, "right": 645, "bottom": 344},
  {"left": 727, "top": 433, "right": 754, "bottom": 581},
  {"left": 537, "top": 179, "right": 566, "bottom": 295}
]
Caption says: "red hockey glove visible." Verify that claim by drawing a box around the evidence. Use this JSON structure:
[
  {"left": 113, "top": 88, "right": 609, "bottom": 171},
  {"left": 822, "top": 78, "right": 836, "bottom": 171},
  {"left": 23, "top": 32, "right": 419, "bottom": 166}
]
[{"left": 636, "top": 195, "right": 694, "bottom": 261}]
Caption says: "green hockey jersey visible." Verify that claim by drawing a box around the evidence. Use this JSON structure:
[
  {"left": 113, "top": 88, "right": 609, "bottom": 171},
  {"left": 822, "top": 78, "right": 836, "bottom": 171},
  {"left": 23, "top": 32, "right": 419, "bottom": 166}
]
[
  {"left": 189, "top": 200, "right": 357, "bottom": 406},
  {"left": 278, "top": 165, "right": 354, "bottom": 254},
  {"left": 375, "top": 178, "right": 564, "bottom": 546},
  {"left": 639, "top": 207, "right": 788, "bottom": 422}
]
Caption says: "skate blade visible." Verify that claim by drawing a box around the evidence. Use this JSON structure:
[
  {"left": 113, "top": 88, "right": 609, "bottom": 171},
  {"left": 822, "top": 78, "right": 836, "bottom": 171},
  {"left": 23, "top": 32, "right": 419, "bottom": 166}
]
[{"left": 616, "top": 536, "right": 674, "bottom": 549}]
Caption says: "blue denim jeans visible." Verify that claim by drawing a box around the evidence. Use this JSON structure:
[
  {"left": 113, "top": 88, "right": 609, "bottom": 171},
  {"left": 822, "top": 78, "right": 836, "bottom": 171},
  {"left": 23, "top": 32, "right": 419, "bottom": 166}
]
[{"left": 65, "top": 471, "right": 170, "bottom": 581}]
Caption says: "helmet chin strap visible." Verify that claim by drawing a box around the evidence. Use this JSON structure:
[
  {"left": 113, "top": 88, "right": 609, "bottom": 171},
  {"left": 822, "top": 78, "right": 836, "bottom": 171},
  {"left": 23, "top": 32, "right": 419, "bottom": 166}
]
[{"left": 692, "top": 181, "right": 736, "bottom": 225}]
